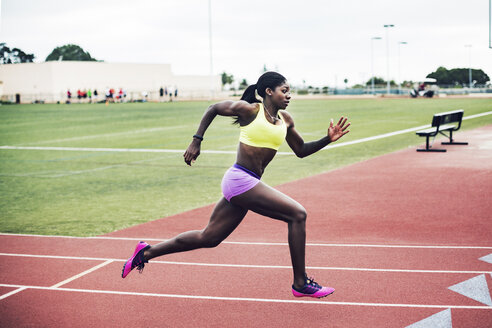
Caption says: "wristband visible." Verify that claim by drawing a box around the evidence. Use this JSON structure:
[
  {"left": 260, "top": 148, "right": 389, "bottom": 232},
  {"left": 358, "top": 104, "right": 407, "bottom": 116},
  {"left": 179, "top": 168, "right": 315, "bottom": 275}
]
[{"left": 193, "top": 134, "right": 204, "bottom": 141}]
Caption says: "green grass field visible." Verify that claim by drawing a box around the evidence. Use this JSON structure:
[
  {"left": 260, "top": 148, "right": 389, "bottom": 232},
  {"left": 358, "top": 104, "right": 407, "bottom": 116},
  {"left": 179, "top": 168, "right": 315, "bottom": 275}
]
[{"left": 1, "top": 98, "right": 491, "bottom": 236}]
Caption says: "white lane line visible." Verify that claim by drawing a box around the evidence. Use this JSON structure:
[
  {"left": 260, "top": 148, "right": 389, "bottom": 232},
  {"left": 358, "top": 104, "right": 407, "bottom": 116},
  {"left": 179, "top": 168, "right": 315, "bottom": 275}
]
[
  {"left": 321, "top": 124, "right": 429, "bottom": 150},
  {"left": 50, "top": 260, "right": 113, "bottom": 288},
  {"left": 3, "top": 110, "right": 490, "bottom": 155},
  {"left": 0, "top": 145, "right": 255, "bottom": 155},
  {"left": 224, "top": 241, "right": 492, "bottom": 249},
  {"left": 322, "top": 110, "right": 492, "bottom": 151},
  {"left": 0, "top": 252, "right": 114, "bottom": 261},
  {"left": 147, "top": 260, "right": 492, "bottom": 275},
  {"left": 1, "top": 233, "right": 491, "bottom": 249},
  {"left": 0, "top": 283, "right": 491, "bottom": 309},
  {"left": 0, "top": 253, "right": 490, "bottom": 274},
  {"left": 0, "top": 287, "right": 27, "bottom": 301},
  {"left": 462, "top": 110, "right": 492, "bottom": 120}
]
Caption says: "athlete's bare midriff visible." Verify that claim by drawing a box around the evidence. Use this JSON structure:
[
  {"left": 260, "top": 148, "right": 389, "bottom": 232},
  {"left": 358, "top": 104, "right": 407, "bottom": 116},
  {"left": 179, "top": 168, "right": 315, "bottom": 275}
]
[{"left": 235, "top": 142, "right": 277, "bottom": 178}]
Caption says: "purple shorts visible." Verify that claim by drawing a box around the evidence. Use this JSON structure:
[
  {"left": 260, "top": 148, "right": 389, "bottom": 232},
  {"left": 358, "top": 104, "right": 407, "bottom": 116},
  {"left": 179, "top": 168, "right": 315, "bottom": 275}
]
[{"left": 221, "top": 163, "right": 261, "bottom": 202}]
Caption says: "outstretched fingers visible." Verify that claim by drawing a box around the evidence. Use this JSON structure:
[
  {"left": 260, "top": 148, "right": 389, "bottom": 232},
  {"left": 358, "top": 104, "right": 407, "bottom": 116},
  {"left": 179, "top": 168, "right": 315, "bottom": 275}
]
[
  {"left": 336, "top": 116, "right": 350, "bottom": 137},
  {"left": 336, "top": 117, "right": 350, "bottom": 131},
  {"left": 342, "top": 120, "right": 351, "bottom": 131}
]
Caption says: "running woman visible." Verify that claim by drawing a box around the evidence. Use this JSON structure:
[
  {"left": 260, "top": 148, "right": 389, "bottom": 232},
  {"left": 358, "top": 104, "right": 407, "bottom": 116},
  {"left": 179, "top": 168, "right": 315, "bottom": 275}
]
[{"left": 122, "top": 71, "right": 350, "bottom": 298}]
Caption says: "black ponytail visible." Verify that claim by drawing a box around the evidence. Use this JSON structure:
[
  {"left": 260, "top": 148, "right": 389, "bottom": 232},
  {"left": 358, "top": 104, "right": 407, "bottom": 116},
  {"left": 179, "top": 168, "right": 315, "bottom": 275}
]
[
  {"left": 240, "top": 84, "right": 261, "bottom": 104},
  {"left": 240, "top": 72, "right": 287, "bottom": 103}
]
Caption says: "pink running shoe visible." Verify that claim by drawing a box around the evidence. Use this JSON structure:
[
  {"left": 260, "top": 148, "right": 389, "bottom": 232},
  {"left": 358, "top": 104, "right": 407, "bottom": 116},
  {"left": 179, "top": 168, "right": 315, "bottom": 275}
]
[
  {"left": 121, "top": 241, "right": 150, "bottom": 278},
  {"left": 292, "top": 274, "right": 335, "bottom": 298}
]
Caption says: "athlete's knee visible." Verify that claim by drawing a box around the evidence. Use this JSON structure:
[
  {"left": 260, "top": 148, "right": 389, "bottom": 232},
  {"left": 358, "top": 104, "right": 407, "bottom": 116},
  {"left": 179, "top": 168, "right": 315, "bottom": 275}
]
[
  {"left": 203, "top": 237, "right": 222, "bottom": 248},
  {"left": 290, "top": 205, "right": 307, "bottom": 223},
  {"left": 200, "top": 230, "right": 223, "bottom": 248}
]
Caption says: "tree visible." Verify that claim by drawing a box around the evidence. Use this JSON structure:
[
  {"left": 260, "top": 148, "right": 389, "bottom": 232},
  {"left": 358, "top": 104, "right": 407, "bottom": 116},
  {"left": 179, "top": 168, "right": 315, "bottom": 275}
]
[
  {"left": 427, "top": 67, "right": 450, "bottom": 85},
  {"left": 365, "top": 77, "right": 385, "bottom": 86},
  {"left": 427, "top": 66, "right": 490, "bottom": 86},
  {"left": 45, "top": 44, "right": 97, "bottom": 61},
  {"left": 0, "top": 43, "right": 35, "bottom": 64},
  {"left": 239, "top": 79, "right": 248, "bottom": 90},
  {"left": 221, "top": 72, "right": 234, "bottom": 88},
  {"left": 365, "top": 77, "right": 397, "bottom": 86}
]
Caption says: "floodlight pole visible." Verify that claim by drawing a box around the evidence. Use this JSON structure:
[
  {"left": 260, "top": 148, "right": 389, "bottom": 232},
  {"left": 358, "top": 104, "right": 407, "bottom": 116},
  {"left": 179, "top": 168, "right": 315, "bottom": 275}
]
[
  {"left": 371, "top": 37, "right": 382, "bottom": 95},
  {"left": 398, "top": 41, "right": 407, "bottom": 94},
  {"left": 384, "top": 24, "right": 394, "bottom": 95},
  {"left": 465, "top": 44, "right": 472, "bottom": 88},
  {"left": 208, "top": 0, "right": 214, "bottom": 99}
]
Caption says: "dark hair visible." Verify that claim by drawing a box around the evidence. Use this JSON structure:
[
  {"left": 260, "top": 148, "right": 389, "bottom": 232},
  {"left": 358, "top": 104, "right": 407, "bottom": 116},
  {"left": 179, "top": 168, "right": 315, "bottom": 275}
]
[
  {"left": 240, "top": 71, "right": 287, "bottom": 104},
  {"left": 233, "top": 71, "right": 286, "bottom": 125}
]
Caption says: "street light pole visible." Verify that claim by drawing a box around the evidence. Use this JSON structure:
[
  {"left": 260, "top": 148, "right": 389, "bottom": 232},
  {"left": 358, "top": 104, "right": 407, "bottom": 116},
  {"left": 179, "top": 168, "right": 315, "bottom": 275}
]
[
  {"left": 465, "top": 44, "right": 472, "bottom": 88},
  {"left": 384, "top": 24, "right": 395, "bottom": 95},
  {"left": 208, "top": 0, "right": 214, "bottom": 99},
  {"left": 371, "top": 37, "right": 382, "bottom": 95},
  {"left": 398, "top": 41, "right": 407, "bottom": 94}
]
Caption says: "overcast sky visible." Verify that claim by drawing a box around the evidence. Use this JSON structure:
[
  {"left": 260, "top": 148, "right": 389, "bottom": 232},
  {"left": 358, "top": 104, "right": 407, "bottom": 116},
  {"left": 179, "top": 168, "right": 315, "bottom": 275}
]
[{"left": 1, "top": 0, "right": 491, "bottom": 87}]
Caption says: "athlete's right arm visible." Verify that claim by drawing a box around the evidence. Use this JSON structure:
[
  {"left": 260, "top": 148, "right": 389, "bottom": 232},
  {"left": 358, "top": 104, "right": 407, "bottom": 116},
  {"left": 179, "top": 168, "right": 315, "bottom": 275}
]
[{"left": 183, "top": 101, "right": 256, "bottom": 166}]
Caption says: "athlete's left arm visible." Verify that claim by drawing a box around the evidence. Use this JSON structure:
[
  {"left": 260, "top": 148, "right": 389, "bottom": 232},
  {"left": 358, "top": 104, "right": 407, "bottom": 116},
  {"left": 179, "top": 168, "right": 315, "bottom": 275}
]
[{"left": 282, "top": 111, "right": 350, "bottom": 158}]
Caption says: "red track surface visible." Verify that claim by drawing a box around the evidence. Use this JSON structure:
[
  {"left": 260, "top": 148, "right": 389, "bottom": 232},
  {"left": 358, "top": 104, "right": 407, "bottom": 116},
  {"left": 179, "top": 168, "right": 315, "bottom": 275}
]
[{"left": 1, "top": 125, "right": 491, "bottom": 327}]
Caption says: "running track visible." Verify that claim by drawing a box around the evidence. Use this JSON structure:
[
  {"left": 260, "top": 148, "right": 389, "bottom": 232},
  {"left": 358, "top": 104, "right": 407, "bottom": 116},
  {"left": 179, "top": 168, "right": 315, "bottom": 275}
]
[{"left": 1, "top": 125, "right": 491, "bottom": 327}]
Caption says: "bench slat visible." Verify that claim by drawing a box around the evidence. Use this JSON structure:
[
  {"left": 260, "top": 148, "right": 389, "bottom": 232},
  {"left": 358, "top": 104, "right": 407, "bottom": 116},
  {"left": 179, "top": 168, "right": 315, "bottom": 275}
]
[
  {"left": 431, "top": 110, "right": 463, "bottom": 127},
  {"left": 416, "top": 124, "right": 457, "bottom": 135}
]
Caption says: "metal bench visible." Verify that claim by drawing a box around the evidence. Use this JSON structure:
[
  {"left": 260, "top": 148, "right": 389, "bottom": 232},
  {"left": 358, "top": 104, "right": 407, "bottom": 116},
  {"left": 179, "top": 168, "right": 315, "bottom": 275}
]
[{"left": 416, "top": 109, "right": 468, "bottom": 152}]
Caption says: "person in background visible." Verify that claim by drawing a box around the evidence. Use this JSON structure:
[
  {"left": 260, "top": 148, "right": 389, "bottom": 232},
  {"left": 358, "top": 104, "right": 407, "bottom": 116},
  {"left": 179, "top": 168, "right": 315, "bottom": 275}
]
[
  {"left": 105, "top": 88, "right": 111, "bottom": 106},
  {"left": 168, "top": 86, "right": 174, "bottom": 102}
]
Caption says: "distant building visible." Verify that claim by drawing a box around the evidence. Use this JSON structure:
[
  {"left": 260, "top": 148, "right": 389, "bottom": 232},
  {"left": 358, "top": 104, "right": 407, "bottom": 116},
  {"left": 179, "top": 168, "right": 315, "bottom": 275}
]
[{"left": 0, "top": 61, "right": 221, "bottom": 103}]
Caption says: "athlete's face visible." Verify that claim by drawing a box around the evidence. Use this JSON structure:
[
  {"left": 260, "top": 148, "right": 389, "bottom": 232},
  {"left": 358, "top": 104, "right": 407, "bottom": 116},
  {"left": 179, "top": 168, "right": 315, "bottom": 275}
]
[{"left": 266, "top": 82, "right": 291, "bottom": 109}]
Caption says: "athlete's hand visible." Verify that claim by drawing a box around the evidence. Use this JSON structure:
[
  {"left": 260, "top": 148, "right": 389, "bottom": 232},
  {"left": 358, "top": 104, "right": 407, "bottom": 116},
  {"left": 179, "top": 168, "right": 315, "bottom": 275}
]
[
  {"left": 183, "top": 139, "right": 201, "bottom": 166},
  {"left": 328, "top": 116, "right": 350, "bottom": 143}
]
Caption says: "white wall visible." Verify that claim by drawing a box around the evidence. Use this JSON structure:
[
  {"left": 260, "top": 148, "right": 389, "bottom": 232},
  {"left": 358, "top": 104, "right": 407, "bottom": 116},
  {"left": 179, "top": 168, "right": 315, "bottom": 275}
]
[{"left": 0, "top": 61, "right": 221, "bottom": 103}]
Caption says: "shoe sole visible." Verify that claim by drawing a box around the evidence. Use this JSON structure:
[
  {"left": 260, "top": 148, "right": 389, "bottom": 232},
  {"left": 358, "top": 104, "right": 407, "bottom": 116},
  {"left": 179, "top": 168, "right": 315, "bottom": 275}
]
[
  {"left": 292, "top": 289, "right": 335, "bottom": 298},
  {"left": 317, "top": 290, "right": 334, "bottom": 298},
  {"left": 121, "top": 241, "right": 149, "bottom": 278},
  {"left": 121, "top": 260, "right": 131, "bottom": 278}
]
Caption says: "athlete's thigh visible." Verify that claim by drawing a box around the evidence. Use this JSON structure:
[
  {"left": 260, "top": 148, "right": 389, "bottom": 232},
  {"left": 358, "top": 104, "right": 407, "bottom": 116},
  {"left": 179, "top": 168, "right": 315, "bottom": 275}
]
[
  {"left": 231, "top": 181, "right": 305, "bottom": 222},
  {"left": 202, "top": 197, "right": 248, "bottom": 238}
]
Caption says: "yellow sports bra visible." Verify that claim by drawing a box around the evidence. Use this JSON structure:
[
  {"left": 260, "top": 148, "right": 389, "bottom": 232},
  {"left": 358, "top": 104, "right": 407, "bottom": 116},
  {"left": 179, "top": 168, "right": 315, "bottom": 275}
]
[{"left": 239, "top": 103, "right": 287, "bottom": 150}]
